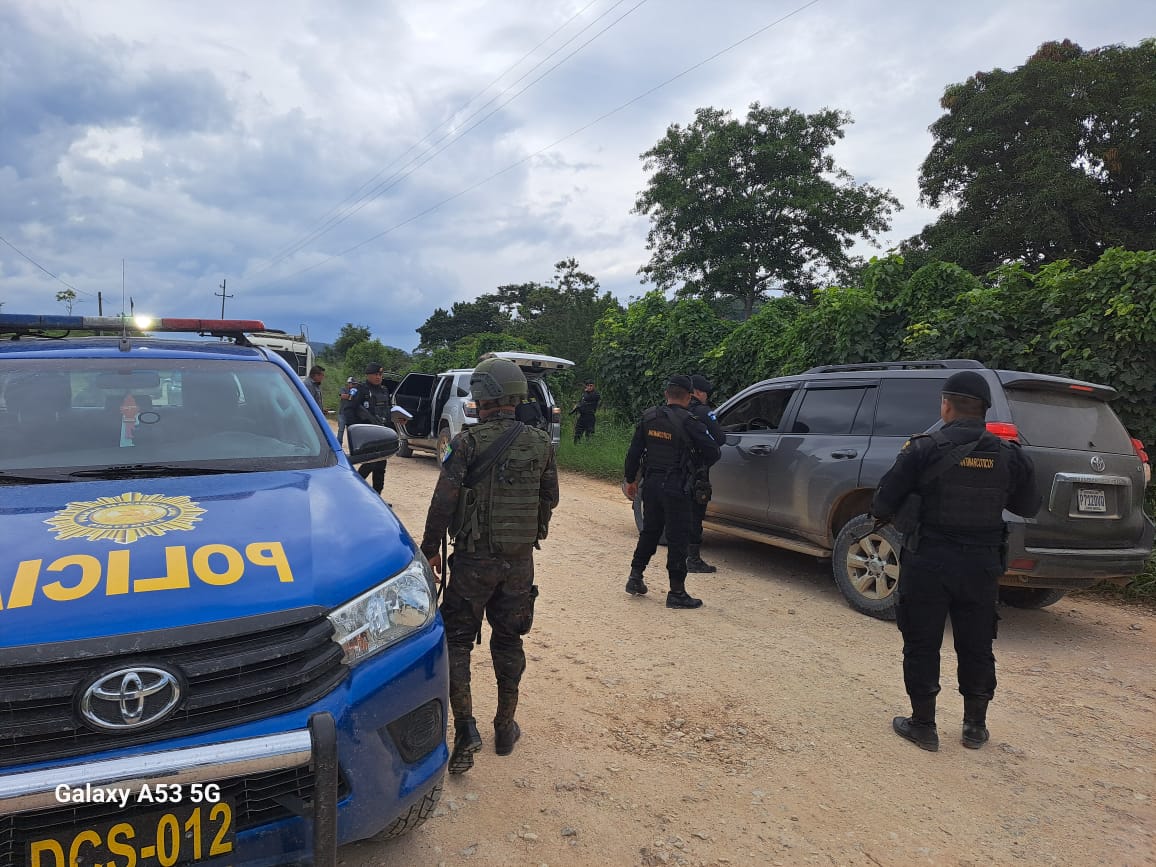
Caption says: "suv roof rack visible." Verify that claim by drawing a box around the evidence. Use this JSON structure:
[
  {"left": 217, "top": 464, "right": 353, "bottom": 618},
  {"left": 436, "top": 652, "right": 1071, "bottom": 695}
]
[{"left": 804, "top": 359, "right": 986, "bottom": 374}]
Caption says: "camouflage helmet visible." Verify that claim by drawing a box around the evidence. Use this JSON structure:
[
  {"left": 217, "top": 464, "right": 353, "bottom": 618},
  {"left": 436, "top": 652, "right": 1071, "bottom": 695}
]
[{"left": 471, "top": 357, "right": 527, "bottom": 402}]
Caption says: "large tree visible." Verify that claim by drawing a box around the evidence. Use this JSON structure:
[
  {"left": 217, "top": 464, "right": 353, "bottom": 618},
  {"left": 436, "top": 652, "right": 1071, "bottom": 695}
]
[
  {"left": 415, "top": 296, "right": 510, "bottom": 350},
  {"left": 907, "top": 39, "right": 1156, "bottom": 272},
  {"left": 633, "top": 103, "right": 899, "bottom": 318},
  {"left": 496, "top": 259, "right": 620, "bottom": 379}
]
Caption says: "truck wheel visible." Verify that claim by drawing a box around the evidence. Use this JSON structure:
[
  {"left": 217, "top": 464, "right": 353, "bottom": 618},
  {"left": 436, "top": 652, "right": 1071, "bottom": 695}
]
[
  {"left": 998, "top": 587, "right": 1067, "bottom": 609},
  {"left": 832, "top": 515, "right": 902, "bottom": 620},
  {"left": 370, "top": 778, "right": 443, "bottom": 841},
  {"left": 631, "top": 479, "right": 666, "bottom": 546},
  {"left": 436, "top": 426, "right": 452, "bottom": 462}
]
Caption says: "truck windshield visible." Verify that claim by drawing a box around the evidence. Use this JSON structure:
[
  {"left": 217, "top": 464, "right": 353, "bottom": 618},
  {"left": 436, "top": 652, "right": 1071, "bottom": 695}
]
[{"left": 0, "top": 358, "right": 330, "bottom": 473}]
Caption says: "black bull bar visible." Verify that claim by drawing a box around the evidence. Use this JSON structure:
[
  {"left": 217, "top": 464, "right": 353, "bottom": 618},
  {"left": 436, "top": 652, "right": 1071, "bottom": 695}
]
[{"left": 0, "top": 712, "right": 339, "bottom": 866}]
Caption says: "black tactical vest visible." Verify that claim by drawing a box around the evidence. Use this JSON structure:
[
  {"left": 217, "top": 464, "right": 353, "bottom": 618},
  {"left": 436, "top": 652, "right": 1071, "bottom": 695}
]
[
  {"left": 920, "top": 431, "right": 1013, "bottom": 543},
  {"left": 640, "top": 405, "right": 691, "bottom": 476}
]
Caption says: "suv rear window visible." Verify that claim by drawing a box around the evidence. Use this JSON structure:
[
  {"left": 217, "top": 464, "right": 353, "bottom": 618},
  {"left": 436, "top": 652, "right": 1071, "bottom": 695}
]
[{"left": 1006, "top": 389, "right": 1134, "bottom": 453}]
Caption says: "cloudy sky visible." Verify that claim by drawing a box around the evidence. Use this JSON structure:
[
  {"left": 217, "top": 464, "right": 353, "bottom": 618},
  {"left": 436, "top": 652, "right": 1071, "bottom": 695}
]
[{"left": 2, "top": 0, "right": 1153, "bottom": 350}]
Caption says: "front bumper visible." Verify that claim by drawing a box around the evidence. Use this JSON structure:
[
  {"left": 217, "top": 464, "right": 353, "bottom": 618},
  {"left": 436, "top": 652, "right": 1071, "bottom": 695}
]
[
  {"left": 1, "top": 716, "right": 337, "bottom": 867},
  {"left": 1, "top": 622, "right": 448, "bottom": 867}
]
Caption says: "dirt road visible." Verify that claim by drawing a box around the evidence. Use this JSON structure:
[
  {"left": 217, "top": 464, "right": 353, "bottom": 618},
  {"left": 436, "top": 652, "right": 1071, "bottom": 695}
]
[{"left": 343, "top": 448, "right": 1155, "bottom": 867}]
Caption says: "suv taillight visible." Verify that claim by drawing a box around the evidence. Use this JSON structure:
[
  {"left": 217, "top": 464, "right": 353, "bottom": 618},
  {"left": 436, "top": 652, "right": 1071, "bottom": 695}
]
[
  {"left": 1132, "top": 437, "right": 1151, "bottom": 485},
  {"left": 551, "top": 406, "right": 561, "bottom": 423},
  {"left": 1131, "top": 437, "right": 1149, "bottom": 464},
  {"left": 986, "top": 422, "right": 1020, "bottom": 441},
  {"left": 465, "top": 400, "right": 478, "bottom": 419}
]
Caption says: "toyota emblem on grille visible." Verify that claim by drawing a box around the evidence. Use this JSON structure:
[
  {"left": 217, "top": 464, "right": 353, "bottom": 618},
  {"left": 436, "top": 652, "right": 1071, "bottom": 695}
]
[
  {"left": 1090, "top": 455, "right": 1106, "bottom": 472},
  {"left": 79, "top": 666, "right": 182, "bottom": 732}
]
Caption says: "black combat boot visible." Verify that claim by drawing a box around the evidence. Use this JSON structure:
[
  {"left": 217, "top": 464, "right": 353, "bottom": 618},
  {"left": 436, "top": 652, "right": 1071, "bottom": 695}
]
[
  {"left": 686, "top": 544, "right": 717, "bottom": 574},
  {"left": 494, "top": 720, "right": 521, "bottom": 756},
  {"left": 625, "top": 568, "right": 648, "bottom": 596},
  {"left": 666, "top": 574, "right": 702, "bottom": 609},
  {"left": 448, "top": 717, "right": 483, "bottom": 774},
  {"left": 962, "top": 697, "right": 990, "bottom": 749},
  {"left": 892, "top": 697, "right": 939, "bottom": 752}
]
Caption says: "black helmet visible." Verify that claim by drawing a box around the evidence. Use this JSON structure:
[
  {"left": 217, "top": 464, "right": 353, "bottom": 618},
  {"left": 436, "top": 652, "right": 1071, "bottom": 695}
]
[
  {"left": 471, "top": 357, "right": 528, "bottom": 401},
  {"left": 942, "top": 371, "right": 992, "bottom": 409}
]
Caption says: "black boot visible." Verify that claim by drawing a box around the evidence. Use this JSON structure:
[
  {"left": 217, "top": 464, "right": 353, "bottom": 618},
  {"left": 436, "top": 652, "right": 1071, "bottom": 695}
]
[
  {"left": 962, "top": 697, "right": 990, "bottom": 749},
  {"left": 494, "top": 720, "right": 521, "bottom": 756},
  {"left": 892, "top": 697, "right": 939, "bottom": 752},
  {"left": 448, "top": 717, "right": 482, "bottom": 774},
  {"left": 625, "top": 568, "right": 648, "bottom": 596},
  {"left": 686, "top": 544, "right": 717, "bottom": 574},
  {"left": 666, "top": 575, "right": 702, "bottom": 609}
]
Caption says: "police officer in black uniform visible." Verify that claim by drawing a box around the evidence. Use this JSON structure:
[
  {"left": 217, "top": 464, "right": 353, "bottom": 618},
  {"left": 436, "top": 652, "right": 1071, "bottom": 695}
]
[
  {"left": 871, "top": 371, "right": 1040, "bottom": 752},
  {"left": 346, "top": 362, "right": 392, "bottom": 494},
  {"left": 686, "top": 374, "right": 725, "bottom": 573},
  {"left": 624, "top": 375, "right": 720, "bottom": 609}
]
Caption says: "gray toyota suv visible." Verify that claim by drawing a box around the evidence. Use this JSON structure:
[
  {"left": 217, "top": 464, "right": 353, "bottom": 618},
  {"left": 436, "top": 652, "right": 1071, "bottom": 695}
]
[{"left": 654, "top": 360, "right": 1153, "bottom": 620}]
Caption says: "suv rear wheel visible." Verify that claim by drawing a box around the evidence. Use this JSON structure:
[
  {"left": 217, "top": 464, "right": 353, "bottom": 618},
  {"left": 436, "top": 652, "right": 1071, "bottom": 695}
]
[
  {"left": 998, "top": 587, "right": 1067, "bottom": 609},
  {"left": 832, "top": 515, "right": 902, "bottom": 620}
]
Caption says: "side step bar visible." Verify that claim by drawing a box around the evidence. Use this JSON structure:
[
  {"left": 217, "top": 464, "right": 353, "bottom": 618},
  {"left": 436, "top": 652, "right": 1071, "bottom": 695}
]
[{"left": 701, "top": 519, "right": 830, "bottom": 558}]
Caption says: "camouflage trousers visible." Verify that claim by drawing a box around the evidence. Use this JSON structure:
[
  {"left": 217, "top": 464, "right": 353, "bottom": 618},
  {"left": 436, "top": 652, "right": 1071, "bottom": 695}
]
[{"left": 440, "top": 552, "right": 538, "bottom": 727}]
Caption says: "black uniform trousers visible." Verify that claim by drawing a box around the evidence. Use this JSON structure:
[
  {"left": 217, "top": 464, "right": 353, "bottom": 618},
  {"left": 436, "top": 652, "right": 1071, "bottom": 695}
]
[
  {"left": 574, "top": 412, "right": 596, "bottom": 441},
  {"left": 358, "top": 460, "right": 385, "bottom": 493},
  {"left": 895, "top": 539, "right": 1002, "bottom": 702},
  {"left": 688, "top": 499, "right": 708, "bottom": 546},
  {"left": 631, "top": 472, "right": 692, "bottom": 588}
]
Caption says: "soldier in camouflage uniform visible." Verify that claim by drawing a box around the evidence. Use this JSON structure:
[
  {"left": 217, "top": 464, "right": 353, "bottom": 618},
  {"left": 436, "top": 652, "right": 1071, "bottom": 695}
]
[{"left": 421, "top": 357, "right": 559, "bottom": 775}]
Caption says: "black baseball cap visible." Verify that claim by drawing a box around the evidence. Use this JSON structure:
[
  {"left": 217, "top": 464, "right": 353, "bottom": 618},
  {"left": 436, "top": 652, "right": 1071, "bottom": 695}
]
[
  {"left": 942, "top": 371, "right": 992, "bottom": 408},
  {"left": 365, "top": 362, "right": 384, "bottom": 374},
  {"left": 690, "top": 374, "right": 714, "bottom": 395},
  {"left": 665, "top": 374, "right": 693, "bottom": 391},
  {"left": 584, "top": 379, "right": 595, "bottom": 386}
]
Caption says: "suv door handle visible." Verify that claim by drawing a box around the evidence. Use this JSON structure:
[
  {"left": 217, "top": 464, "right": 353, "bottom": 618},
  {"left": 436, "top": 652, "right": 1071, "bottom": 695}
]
[
  {"left": 747, "top": 444, "right": 773, "bottom": 455},
  {"left": 830, "top": 449, "right": 858, "bottom": 459}
]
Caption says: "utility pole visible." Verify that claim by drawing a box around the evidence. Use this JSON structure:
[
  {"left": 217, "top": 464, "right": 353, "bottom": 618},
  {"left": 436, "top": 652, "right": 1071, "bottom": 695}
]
[
  {"left": 214, "top": 278, "right": 233, "bottom": 318},
  {"left": 98, "top": 291, "right": 103, "bottom": 315}
]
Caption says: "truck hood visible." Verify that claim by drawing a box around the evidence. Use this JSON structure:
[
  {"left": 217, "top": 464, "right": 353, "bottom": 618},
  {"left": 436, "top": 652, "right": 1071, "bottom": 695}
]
[{"left": 0, "top": 469, "right": 416, "bottom": 648}]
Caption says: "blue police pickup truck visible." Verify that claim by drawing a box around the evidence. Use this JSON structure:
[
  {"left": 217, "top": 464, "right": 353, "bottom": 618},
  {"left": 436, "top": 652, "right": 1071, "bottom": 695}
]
[{"left": 0, "top": 315, "right": 448, "bottom": 867}]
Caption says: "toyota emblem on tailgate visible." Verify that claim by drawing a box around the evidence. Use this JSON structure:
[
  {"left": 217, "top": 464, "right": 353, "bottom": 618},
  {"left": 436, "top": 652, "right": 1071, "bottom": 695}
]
[
  {"left": 79, "top": 666, "right": 183, "bottom": 731},
  {"left": 1090, "top": 455, "right": 1106, "bottom": 472}
]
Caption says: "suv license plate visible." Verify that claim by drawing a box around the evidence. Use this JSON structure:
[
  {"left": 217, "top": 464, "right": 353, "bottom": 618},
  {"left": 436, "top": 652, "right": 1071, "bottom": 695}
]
[
  {"left": 27, "top": 799, "right": 235, "bottom": 867},
  {"left": 1077, "top": 488, "right": 1107, "bottom": 513}
]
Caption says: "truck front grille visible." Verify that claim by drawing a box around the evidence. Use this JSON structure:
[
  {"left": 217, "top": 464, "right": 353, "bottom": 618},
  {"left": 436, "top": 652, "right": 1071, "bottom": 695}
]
[{"left": 0, "top": 609, "right": 347, "bottom": 770}]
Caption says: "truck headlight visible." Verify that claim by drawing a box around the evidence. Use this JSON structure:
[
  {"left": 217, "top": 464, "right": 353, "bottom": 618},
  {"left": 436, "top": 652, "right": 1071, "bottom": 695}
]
[{"left": 328, "top": 554, "right": 437, "bottom": 665}]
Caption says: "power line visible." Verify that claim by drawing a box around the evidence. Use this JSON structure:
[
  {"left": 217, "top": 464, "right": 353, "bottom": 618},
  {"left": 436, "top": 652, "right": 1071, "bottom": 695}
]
[
  {"left": 254, "top": 0, "right": 643, "bottom": 275},
  {"left": 0, "top": 233, "right": 92, "bottom": 297},
  {"left": 253, "top": 0, "right": 604, "bottom": 274},
  {"left": 250, "top": 0, "right": 824, "bottom": 291}
]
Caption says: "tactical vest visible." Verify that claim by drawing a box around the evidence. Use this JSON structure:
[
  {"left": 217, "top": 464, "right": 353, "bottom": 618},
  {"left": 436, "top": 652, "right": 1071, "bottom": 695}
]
[
  {"left": 640, "top": 405, "right": 692, "bottom": 476},
  {"left": 458, "top": 419, "right": 551, "bottom": 554},
  {"left": 920, "top": 431, "right": 1013, "bottom": 541}
]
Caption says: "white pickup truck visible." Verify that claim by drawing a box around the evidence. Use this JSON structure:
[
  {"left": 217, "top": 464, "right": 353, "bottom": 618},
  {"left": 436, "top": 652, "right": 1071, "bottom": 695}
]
[{"left": 391, "top": 351, "right": 574, "bottom": 458}]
